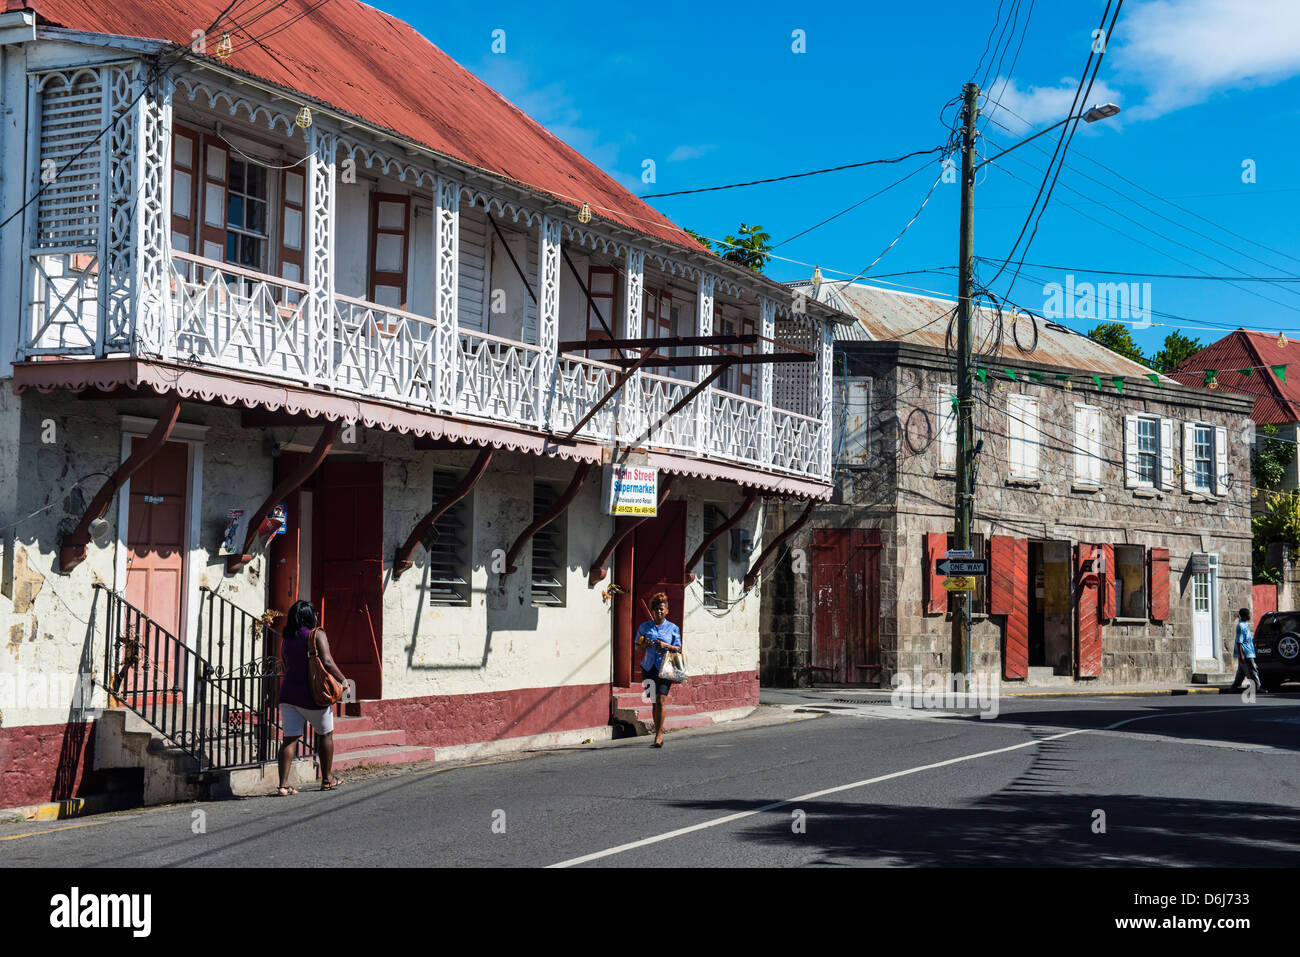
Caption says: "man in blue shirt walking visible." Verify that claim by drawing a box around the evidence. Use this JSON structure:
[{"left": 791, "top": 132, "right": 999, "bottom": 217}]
[{"left": 1229, "top": 607, "right": 1263, "bottom": 694}]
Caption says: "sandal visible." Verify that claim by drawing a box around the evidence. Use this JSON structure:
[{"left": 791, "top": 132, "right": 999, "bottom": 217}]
[
  {"left": 276, "top": 786, "right": 299, "bottom": 796},
  {"left": 321, "top": 776, "right": 343, "bottom": 791}
]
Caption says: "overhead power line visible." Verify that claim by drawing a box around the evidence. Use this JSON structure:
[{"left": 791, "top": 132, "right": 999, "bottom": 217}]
[{"left": 974, "top": 259, "right": 1300, "bottom": 282}]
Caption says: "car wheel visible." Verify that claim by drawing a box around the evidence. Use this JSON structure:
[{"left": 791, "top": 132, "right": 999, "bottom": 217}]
[{"left": 1277, "top": 633, "right": 1300, "bottom": 664}]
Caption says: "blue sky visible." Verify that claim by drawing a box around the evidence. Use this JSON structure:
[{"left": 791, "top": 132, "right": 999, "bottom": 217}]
[{"left": 384, "top": 0, "right": 1300, "bottom": 359}]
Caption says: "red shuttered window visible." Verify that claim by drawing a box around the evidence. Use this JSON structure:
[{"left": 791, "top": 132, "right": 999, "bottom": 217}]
[
  {"left": 1149, "top": 547, "right": 1171, "bottom": 621},
  {"left": 925, "top": 532, "right": 947, "bottom": 615}
]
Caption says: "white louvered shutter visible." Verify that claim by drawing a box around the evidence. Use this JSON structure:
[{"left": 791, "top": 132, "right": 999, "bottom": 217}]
[
  {"left": 1182, "top": 423, "right": 1196, "bottom": 492},
  {"left": 1160, "top": 418, "right": 1175, "bottom": 491},
  {"left": 1214, "top": 426, "right": 1229, "bottom": 496},
  {"left": 1124, "top": 415, "right": 1139, "bottom": 488},
  {"left": 36, "top": 70, "right": 104, "bottom": 252},
  {"left": 1021, "top": 397, "right": 1040, "bottom": 478},
  {"left": 1087, "top": 408, "right": 1103, "bottom": 484},
  {"left": 938, "top": 386, "right": 957, "bottom": 472},
  {"left": 1008, "top": 396, "right": 1026, "bottom": 478},
  {"left": 1073, "top": 406, "right": 1088, "bottom": 482}
]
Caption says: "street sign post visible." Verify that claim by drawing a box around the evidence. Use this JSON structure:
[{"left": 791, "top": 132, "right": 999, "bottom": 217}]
[{"left": 936, "top": 558, "right": 988, "bottom": 576}]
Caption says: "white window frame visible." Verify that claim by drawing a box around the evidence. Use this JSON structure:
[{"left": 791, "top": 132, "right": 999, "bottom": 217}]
[
  {"left": 1072, "top": 403, "right": 1103, "bottom": 486},
  {"left": 937, "top": 384, "right": 957, "bottom": 474},
  {"left": 1126, "top": 414, "right": 1174, "bottom": 490},
  {"left": 1007, "top": 393, "right": 1040, "bottom": 481},
  {"left": 833, "top": 376, "right": 872, "bottom": 466}
]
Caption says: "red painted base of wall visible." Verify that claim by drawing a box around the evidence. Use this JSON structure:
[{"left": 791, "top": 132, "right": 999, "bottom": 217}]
[
  {"left": 357, "top": 682, "right": 611, "bottom": 748},
  {"left": 660, "top": 669, "right": 759, "bottom": 713},
  {"left": 0, "top": 720, "right": 99, "bottom": 810}
]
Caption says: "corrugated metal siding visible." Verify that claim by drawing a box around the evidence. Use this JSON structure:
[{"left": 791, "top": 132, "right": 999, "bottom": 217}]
[
  {"left": 28, "top": 0, "right": 694, "bottom": 249},
  {"left": 1169, "top": 329, "right": 1300, "bottom": 424}
]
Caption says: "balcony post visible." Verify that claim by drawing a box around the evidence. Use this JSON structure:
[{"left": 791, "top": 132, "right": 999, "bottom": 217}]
[
  {"left": 759, "top": 296, "right": 775, "bottom": 464},
  {"left": 694, "top": 271, "right": 715, "bottom": 455},
  {"left": 819, "top": 319, "right": 834, "bottom": 480},
  {"left": 619, "top": 247, "right": 645, "bottom": 440},
  {"left": 433, "top": 175, "right": 460, "bottom": 412},
  {"left": 305, "top": 124, "right": 337, "bottom": 387},
  {"left": 537, "top": 215, "right": 561, "bottom": 429}
]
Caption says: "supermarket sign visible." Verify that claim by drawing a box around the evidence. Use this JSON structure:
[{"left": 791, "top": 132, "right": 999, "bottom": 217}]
[{"left": 604, "top": 465, "right": 658, "bottom": 516}]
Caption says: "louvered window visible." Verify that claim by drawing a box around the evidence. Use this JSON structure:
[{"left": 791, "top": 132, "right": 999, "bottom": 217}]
[
  {"left": 531, "top": 482, "right": 566, "bottom": 607},
  {"left": 425, "top": 471, "right": 472, "bottom": 606},
  {"left": 702, "top": 504, "right": 725, "bottom": 608},
  {"left": 36, "top": 70, "right": 104, "bottom": 252}
]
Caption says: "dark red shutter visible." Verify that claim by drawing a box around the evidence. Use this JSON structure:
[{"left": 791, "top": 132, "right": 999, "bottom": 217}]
[
  {"left": 740, "top": 315, "right": 755, "bottom": 397},
  {"left": 925, "top": 532, "right": 947, "bottom": 615},
  {"left": 279, "top": 167, "right": 306, "bottom": 286},
  {"left": 369, "top": 193, "right": 410, "bottom": 308},
  {"left": 170, "top": 124, "right": 199, "bottom": 253},
  {"left": 990, "top": 535, "right": 1028, "bottom": 679},
  {"left": 1076, "top": 543, "right": 1102, "bottom": 677},
  {"left": 197, "top": 135, "right": 230, "bottom": 262},
  {"left": 1149, "top": 547, "right": 1170, "bottom": 621},
  {"left": 1099, "top": 543, "right": 1115, "bottom": 620}
]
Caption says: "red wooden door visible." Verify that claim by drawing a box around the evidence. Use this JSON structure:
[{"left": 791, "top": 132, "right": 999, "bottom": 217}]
[
  {"left": 1075, "top": 543, "right": 1102, "bottom": 678},
  {"left": 811, "top": 528, "right": 881, "bottom": 684},
  {"left": 631, "top": 501, "right": 686, "bottom": 682},
  {"left": 314, "top": 461, "right": 384, "bottom": 700},
  {"left": 124, "top": 439, "right": 189, "bottom": 638},
  {"left": 990, "top": 536, "right": 1029, "bottom": 680}
]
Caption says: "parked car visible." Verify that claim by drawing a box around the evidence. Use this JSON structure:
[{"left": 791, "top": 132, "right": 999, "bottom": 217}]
[{"left": 1253, "top": 611, "right": 1300, "bottom": 690}]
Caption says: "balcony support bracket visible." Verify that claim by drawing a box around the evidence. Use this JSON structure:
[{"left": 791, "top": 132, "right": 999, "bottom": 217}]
[
  {"left": 393, "top": 447, "right": 494, "bottom": 580},
  {"left": 588, "top": 473, "right": 675, "bottom": 586},
  {"left": 227, "top": 421, "right": 340, "bottom": 573},
  {"left": 743, "top": 500, "right": 816, "bottom": 592},
  {"left": 59, "top": 394, "right": 183, "bottom": 573},
  {"left": 684, "top": 489, "right": 758, "bottom": 583},
  {"left": 504, "top": 462, "right": 592, "bottom": 578}
]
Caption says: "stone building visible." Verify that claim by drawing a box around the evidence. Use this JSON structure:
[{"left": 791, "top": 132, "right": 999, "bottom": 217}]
[
  {"left": 762, "top": 280, "right": 1255, "bottom": 689},
  {"left": 0, "top": 1, "right": 844, "bottom": 810}
]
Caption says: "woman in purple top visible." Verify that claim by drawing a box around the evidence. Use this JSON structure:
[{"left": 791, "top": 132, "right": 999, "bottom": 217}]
[{"left": 277, "top": 600, "right": 348, "bottom": 795}]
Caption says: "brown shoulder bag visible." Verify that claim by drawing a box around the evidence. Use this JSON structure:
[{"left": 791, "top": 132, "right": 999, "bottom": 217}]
[{"left": 307, "top": 628, "right": 345, "bottom": 708}]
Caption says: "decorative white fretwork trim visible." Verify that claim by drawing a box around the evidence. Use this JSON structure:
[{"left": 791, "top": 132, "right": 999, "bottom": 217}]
[{"left": 433, "top": 175, "right": 460, "bottom": 410}]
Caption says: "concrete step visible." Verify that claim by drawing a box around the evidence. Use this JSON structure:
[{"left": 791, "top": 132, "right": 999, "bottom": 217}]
[
  {"left": 1191, "top": 672, "right": 1233, "bottom": 684},
  {"left": 333, "top": 728, "right": 408, "bottom": 752},
  {"left": 1025, "top": 666, "right": 1075, "bottom": 686},
  {"left": 332, "top": 715, "right": 381, "bottom": 734},
  {"left": 332, "top": 744, "right": 438, "bottom": 771},
  {"left": 613, "top": 707, "right": 715, "bottom": 735}
]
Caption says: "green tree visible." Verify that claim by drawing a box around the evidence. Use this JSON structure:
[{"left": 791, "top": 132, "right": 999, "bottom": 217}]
[
  {"left": 1086, "top": 322, "right": 1148, "bottom": 366},
  {"left": 1150, "top": 330, "right": 1203, "bottom": 373},
  {"left": 1252, "top": 423, "right": 1291, "bottom": 492},
  {"left": 1252, "top": 488, "right": 1300, "bottom": 583},
  {"left": 719, "top": 223, "right": 772, "bottom": 273},
  {"left": 683, "top": 228, "right": 713, "bottom": 252}
]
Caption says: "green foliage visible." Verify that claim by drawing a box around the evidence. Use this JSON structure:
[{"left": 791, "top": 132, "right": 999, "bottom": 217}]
[
  {"left": 1086, "top": 322, "right": 1148, "bottom": 366},
  {"left": 683, "top": 229, "right": 713, "bottom": 252},
  {"left": 1151, "top": 331, "right": 1202, "bottom": 373},
  {"left": 719, "top": 223, "right": 772, "bottom": 273},
  {"left": 1252, "top": 488, "right": 1300, "bottom": 583},
  {"left": 1252, "top": 423, "right": 1291, "bottom": 492}
]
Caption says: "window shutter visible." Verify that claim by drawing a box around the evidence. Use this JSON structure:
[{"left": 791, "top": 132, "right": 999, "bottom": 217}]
[
  {"left": 1214, "top": 426, "right": 1228, "bottom": 496},
  {"left": 1099, "top": 543, "right": 1115, "bottom": 619},
  {"left": 989, "top": 536, "right": 1029, "bottom": 679},
  {"left": 938, "top": 387, "right": 957, "bottom": 472},
  {"left": 845, "top": 378, "right": 870, "bottom": 465},
  {"left": 1022, "top": 398, "right": 1040, "bottom": 478},
  {"left": 458, "top": 203, "right": 489, "bottom": 332},
  {"left": 1007, "top": 396, "right": 1026, "bottom": 477},
  {"left": 1123, "top": 415, "right": 1139, "bottom": 488},
  {"left": 1075, "top": 543, "right": 1102, "bottom": 677},
  {"left": 425, "top": 471, "right": 472, "bottom": 606},
  {"left": 35, "top": 69, "right": 104, "bottom": 253},
  {"left": 370, "top": 193, "right": 410, "bottom": 309},
  {"left": 1159, "top": 418, "right": 1175, "bottom": 491},
  {"left": 1182, "top": 422, "right": 1196, "bottom": 492},
  {"left": 1149, "top": 547, "right": 1170, "bottom": 620},
  {"left": 1087, "top": 408, "right": 1103, "bottom": 484},
  {"left": 170, "top": 124, "right": 199, "bottom": 253},
  {"left": 199, "top": 136, "right": 230, "bottom": 263},
  {"left": 925, "top": 532, "right": 947, "bottom": 615},
  {"left": 531, "top": 483, "right": 566, "bottom": 607},
  {"left": 739, "top": 315, "right": 755, "bottom": 396},
  {"left": 1072, "top": 406, "right": 1087, "bottom": 482},
  {"left": 279, "top": 168, "right": 305, "bottom": 285}
]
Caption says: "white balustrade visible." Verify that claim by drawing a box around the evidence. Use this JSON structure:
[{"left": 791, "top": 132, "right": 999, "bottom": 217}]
[
  {"left": 550, "top": 353, "right": 620, "bottom": 441},
  {"left": 25, "top": 252, "right": 102, "bottom": 354},
  {"left": 637, "top": 373, "right": 699, "bottom": 453},
  {"left": 772, "top": 408, "right": 822, "bottom": 475},
  {"left": 455, "top": 327, "right": 542, "bottom": 426},
  {"left": 708, "top": 390, "right": 764, "bottom": 465},
  {"left": 332, "top": 293, "right": 436, "bottom": 406}
]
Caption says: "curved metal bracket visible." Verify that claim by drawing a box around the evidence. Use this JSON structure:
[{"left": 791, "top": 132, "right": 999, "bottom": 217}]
[
  {"left": 743, "top": 500, "right": 816, "bottom": 592},
  {"left": 504, "top": 462, "right": 592, "bottom": 577},
  {"left": 59, "top": 394, "right": 183, "bottom": 573},
  {"left": 684, "top": 489, "right": 757, "bottom": 583},
  {"left": 393, "top": 448, "right": 493, "bottom": 579},
  {"left": 588, "top": 473, "right": 675, "bottom": 586},
  {"left": 227, "top": 421, "right": 340, "bottom": 573}
]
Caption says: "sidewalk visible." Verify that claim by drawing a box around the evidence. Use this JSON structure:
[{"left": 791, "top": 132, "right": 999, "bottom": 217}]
[{"left": 761, "top": 683, "right": 1233, "bottom": 708}]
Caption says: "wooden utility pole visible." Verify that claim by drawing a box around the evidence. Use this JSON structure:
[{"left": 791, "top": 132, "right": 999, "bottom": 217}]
[{"left": 952, "top": 82, "right": 979, "bottom": 678}]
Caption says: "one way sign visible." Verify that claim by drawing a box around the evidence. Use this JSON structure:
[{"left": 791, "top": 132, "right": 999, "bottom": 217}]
[{"left": 936, "top": 558, "right": 988, "bottom": 576}]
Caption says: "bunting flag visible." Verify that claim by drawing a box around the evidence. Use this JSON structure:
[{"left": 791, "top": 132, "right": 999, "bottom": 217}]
[
  {"left": 1273, "top": 364, "right": 1287, "bottom": 383},
  {"left": 1112, "top": 377, "right": 1125, "bottom": 394},
  {"left": 951, "top": 395, "right": 959, "bottom": 413},
  {"left": 1091, "top": 375, "right": 1103, "bottom": 389},
  {"left": 1203, "top": 369, "right": 1217, "bottom": 386},
  {"left": 1145, "top": 373, "right": 1161, "bottom": 387},
  {"left": 1004, "top": 369, "right": 1017, "bottom": 381},
  {"left": 1055, "top": 374, "right": 1070, "bottom": 383},
  {"left": 1027, "top": 371, "right": 1043, "bottom": 381},
  {"left": 1236, "top": 368, "right": 1254, "bottom": 377},
  {"left": 975, "top": 367, "right": 988, "bottom": 382}
]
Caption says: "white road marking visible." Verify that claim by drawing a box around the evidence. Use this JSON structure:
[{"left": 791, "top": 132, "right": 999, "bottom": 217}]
[{"left": 546, "top": 708, "right": 1235, "bottom": 868}]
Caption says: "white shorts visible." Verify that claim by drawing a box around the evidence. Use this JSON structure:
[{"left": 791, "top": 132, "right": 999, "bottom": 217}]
[{"left": 280, "top": 703, "right": 334, "bottom": 737}]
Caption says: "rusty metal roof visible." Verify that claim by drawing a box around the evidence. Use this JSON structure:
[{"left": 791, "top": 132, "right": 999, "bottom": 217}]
[
  {"left": 1168, "top": 328, "right": 1300, "bottom": 424},
  {"left": 17, "top": 0, "right": 694, "bottom": 250},
  {"left": 796, "top": 278, "right": 1164, "bottom": 378}
]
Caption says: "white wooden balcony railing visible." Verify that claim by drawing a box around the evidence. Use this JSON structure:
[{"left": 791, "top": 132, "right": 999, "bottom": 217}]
[{"left": 22, "top": 248, "right": 827, "bottom": 480}]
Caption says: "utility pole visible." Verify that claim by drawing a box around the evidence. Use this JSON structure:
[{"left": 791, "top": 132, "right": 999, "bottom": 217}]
[{"left": 952, "top": 82, "right": 979, "bottom": 679}]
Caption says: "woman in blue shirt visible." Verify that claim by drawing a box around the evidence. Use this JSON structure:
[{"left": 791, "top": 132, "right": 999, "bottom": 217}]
[{"left": 635, "top": 592, "right": 681, "bottom": 748}]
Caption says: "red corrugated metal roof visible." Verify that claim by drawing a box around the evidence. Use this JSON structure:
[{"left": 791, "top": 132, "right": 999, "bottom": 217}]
[
  {"left": 20, "top": 0, "right": 695, "bottom": 250},
  {"left": 1169, "top": 329, "right": 1300, "bottom": 424}
]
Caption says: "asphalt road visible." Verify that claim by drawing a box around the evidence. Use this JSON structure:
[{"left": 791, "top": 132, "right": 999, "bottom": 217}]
[{"left": 3, "top": 692, "right": 1298, "bottom": 868}]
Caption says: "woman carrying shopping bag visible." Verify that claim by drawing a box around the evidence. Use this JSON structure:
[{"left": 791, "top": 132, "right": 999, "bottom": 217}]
[{"left": 635, "top": 592, "right": 684, "bottom": 748}]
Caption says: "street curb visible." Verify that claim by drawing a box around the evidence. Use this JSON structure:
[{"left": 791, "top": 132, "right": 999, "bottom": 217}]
[
  {"left": 1001, "top": 687, "right": 1223, "bottom": 698},
  {"left": 0, "top": 793, "right": 128, "bottom": 823}
]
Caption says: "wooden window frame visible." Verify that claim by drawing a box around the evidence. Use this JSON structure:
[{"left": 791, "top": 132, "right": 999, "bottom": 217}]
[{"left": 369, "top": 192, "right": 411, "bottom": 310}]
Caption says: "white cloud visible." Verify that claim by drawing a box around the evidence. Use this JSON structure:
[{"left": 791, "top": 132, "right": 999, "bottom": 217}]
[
  {"left": 1113, "top": 0, "right": 1300, "bottom": 118},
  {"left": 666, "top": 144, "right": 715, "bottom": 162},
  {"left": 983, "top": 76, "right": 1124, "bottom": 132}
]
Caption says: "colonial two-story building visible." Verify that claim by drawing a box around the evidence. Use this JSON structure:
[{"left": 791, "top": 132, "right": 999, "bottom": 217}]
[
  {"left": 0, "top": 0, "right": 846, "bottom": 809},
  {"left": 762, "top": 279, "right": 1255, "bottom": 690}
]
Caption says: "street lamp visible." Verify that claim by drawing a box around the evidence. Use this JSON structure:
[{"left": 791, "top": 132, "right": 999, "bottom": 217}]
[{"left": 976, "top": 103, "right": 1122, "bottom": 169}]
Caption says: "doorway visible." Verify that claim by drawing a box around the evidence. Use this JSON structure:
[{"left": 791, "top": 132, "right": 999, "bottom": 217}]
[
  {"left": 1029, "top": 539, "right": 1072, "bottom": 674},
  {"left": 1192, "top": 554, "right": 1218, "bottom": 661},
  {"left": 312, "top": 460, "right": 384, "bottom": 700},
  {"left": 629, "top": 500, "right": 686, "bottom": 683},
  {"left": 810, "top": 527, "right": 881, "bottom": 685},
  {"left": 123, "top": 439, "right": 190, "bottom": 639}
]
